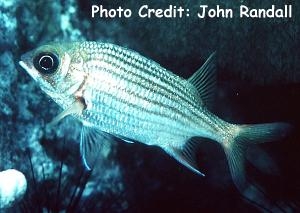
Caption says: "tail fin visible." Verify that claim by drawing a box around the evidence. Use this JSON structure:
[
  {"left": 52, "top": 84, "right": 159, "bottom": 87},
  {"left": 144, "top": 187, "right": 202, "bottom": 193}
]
[{"left": 223, "top": 122, "right": 291, "bottom": 210}]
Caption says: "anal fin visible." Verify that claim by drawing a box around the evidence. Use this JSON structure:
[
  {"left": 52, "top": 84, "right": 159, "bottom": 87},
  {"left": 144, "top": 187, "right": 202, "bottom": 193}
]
[{"left": 168, "top": 139, "right": 205, "bottom": 176}]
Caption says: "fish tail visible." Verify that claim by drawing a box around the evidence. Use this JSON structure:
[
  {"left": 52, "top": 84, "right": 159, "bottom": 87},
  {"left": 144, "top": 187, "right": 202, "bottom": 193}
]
[
  {"left": 223, "top": 122, "right": 291, "bottom": 210},
  {"left": 223, "top": 122, "right": 290, "bottom": 188}
]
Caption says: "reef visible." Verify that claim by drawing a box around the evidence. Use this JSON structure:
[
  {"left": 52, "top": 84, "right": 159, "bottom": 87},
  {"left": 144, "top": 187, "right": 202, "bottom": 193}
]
[
  {"left": 0, "top": 169, "right": 27, "bottom": 208},
  {"left": 0, "top": 0, "right": 299, "bottom": 212}
]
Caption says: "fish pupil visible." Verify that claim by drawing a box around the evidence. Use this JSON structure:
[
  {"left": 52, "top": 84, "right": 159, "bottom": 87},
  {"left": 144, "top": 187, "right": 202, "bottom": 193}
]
[
  {"left": 33, "top": 52, "right": 59, "bottom": 74},
  {"left": 39, "top": 55, "right": 53, "bottom": 70}
]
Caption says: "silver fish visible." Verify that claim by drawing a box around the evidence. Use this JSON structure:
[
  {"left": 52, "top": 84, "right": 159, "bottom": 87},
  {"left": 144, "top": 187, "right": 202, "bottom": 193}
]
[{"left": 19, "top": 41, "right": 289, "bottom": 191}]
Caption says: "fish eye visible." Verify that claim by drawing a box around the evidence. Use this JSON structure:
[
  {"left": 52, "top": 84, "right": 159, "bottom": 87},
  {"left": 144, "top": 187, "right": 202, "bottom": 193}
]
[{"left": 33, "top": 52, "right": 59, "bottom": 74}]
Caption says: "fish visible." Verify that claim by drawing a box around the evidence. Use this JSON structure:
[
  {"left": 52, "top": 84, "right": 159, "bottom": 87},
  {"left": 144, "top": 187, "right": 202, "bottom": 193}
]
[{"left": 19, "top": 41, "right": 290, "bottom": 193}]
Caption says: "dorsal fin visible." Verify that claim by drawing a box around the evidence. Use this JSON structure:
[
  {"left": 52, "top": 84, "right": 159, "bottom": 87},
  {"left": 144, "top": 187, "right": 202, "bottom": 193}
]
[{"left": 188, "top": 52, "right": 216, "bottom": 108}]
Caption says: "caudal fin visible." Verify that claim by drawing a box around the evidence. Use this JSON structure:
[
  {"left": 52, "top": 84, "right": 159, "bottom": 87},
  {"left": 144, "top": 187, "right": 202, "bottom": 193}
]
[{"left": 223, "top": 122, "right": 291, "bottom": 211}]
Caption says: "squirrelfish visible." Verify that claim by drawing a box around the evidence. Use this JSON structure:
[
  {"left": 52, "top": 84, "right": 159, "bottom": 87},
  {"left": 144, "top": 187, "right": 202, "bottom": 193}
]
[{"left": 19, "top": 41, "right": 289, "bottom": 191}]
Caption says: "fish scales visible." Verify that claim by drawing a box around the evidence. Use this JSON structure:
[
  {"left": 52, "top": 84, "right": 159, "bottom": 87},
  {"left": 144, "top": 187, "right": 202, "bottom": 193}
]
[
  {"left": 84, "top": 66, "right": 190, "bottom": 124},
  {"left": 82, "top": 71, "right": 201, "bottom": 143},
  {"left": 79, "top": 44, "right": 219, "bottom": 144},
  {"left": 89, "top": 58, "right": 200, "bottom": 118},
  {"left": 82, "top": 44, "right": 212, "bottom": 119},
  {"left": 82, "top": 89, "right": 197, "bottom": 142},
  {"left": 19, "top": 42, "right": 290, "bottom": 210},
  {"left": 84, "top": 88, "right": 220, "bottom": 141},
  {"left": 81, "top": 42, "right": 200, "bottom": 110}
]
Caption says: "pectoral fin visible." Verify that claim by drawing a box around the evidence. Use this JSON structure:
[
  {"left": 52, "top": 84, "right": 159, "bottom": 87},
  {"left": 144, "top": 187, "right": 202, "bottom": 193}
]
[{"left": 47, "top": 100, "right": 85, "bottom": 127}]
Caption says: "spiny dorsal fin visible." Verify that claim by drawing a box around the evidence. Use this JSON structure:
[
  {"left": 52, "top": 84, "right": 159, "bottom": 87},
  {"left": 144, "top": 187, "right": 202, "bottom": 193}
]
[
  {"left": 168, "top": 138, "right": 205, "bottom": 176},
  {"left": 188, "top": 52, "right": 216, "bottom": 108}
]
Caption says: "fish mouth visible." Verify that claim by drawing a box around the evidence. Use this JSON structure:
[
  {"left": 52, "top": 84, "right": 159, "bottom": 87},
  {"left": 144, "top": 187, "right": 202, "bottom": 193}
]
[
  {"left": 19, "top": 51, "right": 39, "bottom": 80},
  {"left": 19, "top": 60, "right": 31, "bottom": 70},
  {"left": 19, "top": 51, "right": 33, "bottom": 69}
]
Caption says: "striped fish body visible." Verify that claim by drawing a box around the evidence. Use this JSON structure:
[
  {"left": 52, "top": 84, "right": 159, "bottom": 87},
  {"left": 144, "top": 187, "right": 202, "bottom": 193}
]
[
  {"left": 19, "top": 41, "right": 290, "bottom": 208},
  {"left": 77, "top": 42, "right": 226, "bottom": 148}
]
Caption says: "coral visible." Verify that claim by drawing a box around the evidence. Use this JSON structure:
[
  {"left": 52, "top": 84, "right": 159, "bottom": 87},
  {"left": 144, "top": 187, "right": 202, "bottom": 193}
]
[{"left": 0, "top": 169, "right": 27, "bottom": 209}]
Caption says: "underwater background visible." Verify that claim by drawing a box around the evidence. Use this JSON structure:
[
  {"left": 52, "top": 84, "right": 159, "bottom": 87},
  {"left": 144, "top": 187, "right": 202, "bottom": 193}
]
[{"left": 0, "top": 0, "right": 299, "bottom": 212}]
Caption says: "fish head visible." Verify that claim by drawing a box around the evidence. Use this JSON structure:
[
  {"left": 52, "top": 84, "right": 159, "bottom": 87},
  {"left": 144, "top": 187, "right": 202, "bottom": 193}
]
[{"left": 19, "top": 42, "right": 87, "bottom": 108}]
